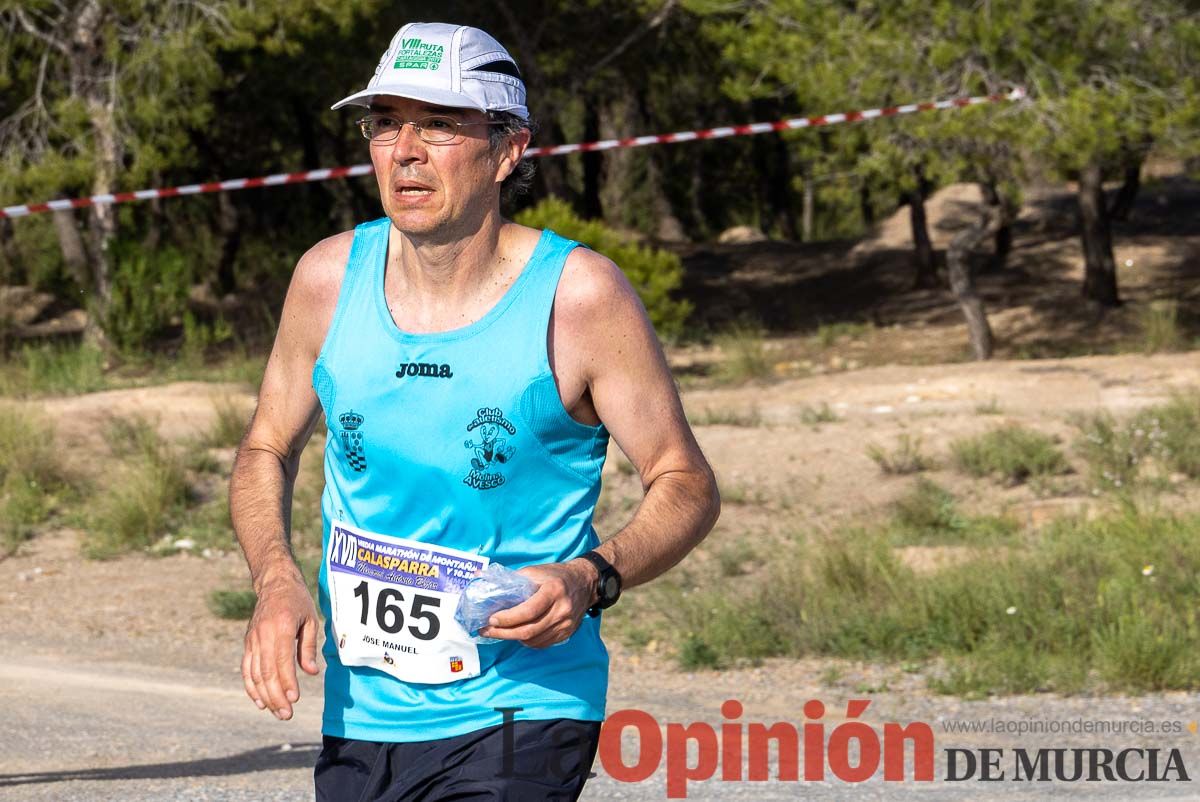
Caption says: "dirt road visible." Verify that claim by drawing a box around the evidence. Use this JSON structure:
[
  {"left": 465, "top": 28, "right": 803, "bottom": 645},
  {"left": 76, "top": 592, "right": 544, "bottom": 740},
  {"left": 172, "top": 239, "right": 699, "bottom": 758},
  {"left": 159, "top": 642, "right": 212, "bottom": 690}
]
[
  {"left": 3, "top": 649, "right": 1200, "bottom": 800},
  {"left": 4, "top": 353, "right": 1200, "bottom": 799}
]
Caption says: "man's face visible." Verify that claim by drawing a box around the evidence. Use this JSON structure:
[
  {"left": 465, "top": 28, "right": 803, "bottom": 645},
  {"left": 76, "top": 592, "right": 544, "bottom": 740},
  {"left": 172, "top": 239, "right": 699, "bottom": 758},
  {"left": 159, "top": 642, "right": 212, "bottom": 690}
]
[{"left": 365, "top": 97, "right": 525, "bottom": 238}]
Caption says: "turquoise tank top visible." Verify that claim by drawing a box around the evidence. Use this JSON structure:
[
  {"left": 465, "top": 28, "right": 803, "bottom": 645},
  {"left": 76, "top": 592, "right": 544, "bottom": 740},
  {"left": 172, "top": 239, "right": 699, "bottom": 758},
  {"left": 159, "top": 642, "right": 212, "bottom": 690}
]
[{"left": 312, "top": 218, "right": 610, "bottom": 742}]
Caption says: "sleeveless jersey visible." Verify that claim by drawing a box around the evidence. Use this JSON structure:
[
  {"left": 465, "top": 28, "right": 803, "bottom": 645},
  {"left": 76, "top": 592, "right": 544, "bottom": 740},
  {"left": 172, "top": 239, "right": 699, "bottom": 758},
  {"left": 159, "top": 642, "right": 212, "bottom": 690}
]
[{"left": 312, "top": 218, "right": 611, "bottom": 742}]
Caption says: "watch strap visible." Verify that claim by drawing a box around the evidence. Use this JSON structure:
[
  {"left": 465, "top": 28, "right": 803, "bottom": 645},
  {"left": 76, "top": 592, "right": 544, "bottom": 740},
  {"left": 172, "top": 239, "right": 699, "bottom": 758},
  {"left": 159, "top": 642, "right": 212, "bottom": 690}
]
[{"left": 579, "top": 550, "right": 619, "bottom": 617}]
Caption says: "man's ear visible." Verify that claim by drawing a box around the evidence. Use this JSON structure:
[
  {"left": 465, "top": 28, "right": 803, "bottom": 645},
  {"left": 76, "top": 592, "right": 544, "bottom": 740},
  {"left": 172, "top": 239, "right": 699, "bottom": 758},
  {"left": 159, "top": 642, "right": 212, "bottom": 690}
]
[{"left": 494, "top": 128, "right": 532, "bottom": 183}]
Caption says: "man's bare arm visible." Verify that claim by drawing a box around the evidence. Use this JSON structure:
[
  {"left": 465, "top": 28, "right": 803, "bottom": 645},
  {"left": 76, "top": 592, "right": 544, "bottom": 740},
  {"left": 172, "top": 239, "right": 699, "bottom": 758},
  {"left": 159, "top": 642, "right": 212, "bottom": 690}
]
[
  {"left": 483, "top": 248, "right": 720, "bottom": 647},
  {"left": 229, "top": 231, "right": 350, "bottom": 719}
]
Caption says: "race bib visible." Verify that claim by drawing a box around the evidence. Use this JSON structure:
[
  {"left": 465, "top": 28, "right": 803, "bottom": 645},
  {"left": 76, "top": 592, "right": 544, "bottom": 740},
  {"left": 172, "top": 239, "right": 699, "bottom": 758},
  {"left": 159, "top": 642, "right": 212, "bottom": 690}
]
[{"left": 326, "top": 520, "right": 489, "bottom": 684}]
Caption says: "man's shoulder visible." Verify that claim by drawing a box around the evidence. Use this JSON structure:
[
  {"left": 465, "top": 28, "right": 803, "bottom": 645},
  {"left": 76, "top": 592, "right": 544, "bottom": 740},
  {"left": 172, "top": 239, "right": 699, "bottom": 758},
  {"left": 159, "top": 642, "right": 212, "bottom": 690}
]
[
  {"left": 555, "top": 240, "right": 641, "bottom": 320},
  {"left": 290, "top": 229, "right": 357, "bottom": 306}
]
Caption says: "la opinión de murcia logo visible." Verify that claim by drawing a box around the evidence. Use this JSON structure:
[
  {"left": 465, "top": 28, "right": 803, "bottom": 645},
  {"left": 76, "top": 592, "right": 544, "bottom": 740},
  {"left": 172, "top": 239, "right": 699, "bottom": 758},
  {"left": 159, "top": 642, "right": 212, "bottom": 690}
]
[{"left": 493, "top": 700, "right": 1192, "bottom": 799}]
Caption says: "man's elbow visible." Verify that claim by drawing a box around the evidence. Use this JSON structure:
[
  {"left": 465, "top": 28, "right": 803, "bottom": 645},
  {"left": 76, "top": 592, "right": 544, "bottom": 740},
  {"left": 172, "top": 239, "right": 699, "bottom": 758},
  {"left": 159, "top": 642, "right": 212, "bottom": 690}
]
[{"left": 702, "top": 466, "right": 721, "bottom": 533}]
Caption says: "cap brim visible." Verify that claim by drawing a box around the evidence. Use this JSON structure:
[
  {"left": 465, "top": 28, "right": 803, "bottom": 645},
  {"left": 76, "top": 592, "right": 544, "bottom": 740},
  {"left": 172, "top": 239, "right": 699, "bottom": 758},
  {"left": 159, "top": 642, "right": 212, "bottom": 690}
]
[{"left": 331, "top": 85, "right": 489, "bottom": 113}]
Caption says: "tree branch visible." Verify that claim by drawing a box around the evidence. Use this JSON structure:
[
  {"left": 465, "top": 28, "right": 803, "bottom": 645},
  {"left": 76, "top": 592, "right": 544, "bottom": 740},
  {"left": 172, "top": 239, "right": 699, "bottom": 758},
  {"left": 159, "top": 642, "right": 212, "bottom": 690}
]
[
  {"left": 10, "top": 7, "right": 70, "bottom": 56},
  {"left": 576, "top": 0, "right": 679, "bottom": 87}
]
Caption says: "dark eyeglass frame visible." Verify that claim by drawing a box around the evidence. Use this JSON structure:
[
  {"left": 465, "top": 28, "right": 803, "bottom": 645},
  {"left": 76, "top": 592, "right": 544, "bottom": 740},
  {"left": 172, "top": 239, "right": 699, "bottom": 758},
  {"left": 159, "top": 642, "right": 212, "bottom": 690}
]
[{"left": 356, "top": 114, "right": 506, "bottom": 144}]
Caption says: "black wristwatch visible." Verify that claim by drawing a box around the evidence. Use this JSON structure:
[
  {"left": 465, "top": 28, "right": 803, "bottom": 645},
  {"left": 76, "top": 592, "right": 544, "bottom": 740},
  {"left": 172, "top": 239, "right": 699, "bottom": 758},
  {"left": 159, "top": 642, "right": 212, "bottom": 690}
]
[{"left": 578, "top": 550, "right": 622, "bottom": 617}]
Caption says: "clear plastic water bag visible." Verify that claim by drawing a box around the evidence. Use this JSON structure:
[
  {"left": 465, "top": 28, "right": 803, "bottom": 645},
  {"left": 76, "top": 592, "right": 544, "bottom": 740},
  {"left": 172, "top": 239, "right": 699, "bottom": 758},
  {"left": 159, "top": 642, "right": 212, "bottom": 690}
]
[{"left": 454, "top": 563, "right": 539, "bottom": 644}]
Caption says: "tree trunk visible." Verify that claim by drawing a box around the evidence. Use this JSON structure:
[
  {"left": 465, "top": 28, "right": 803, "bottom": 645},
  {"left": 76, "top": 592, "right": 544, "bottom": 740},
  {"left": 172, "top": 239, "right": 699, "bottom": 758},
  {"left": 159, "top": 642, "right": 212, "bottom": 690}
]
[
  {"left": 581, "top": 105, "right": 602, "bottom": 219},
  {"left": 71, "top": 0, "right": 118, "bottom": 348},
  {"left": 598, "top": 88, "right": 685, "bottom": 240},
  {"left": 688, "top": 160, "right": 707, "bottom": 239},
  {"left": 1078, "top": 163, "right": 1121, "bottom": 307},
  {"left": 215, "top": 191, "right": 241, "bottom": 296},
  {"left": 859, "top": 182, "right": 874, "bottom": 226},
  {"left": 0, "top": 218, "right": 14, "bottom": 284},
  {"left": 1107, "top": 163, "right": 1141, "bottom": 222},
  {"left": 644, "top": 155, "right": 686, "bottom": 242},
  {"left": 909, "top": 184, "right": 938, "bottom": 289},
  {"left": 765, "top": 104, "right": 798, "bottom": 240},
  {"left": 979, "top": 181, "right": 1014, "bottom": 272},
  {"left": 534, "top": 120, "right": 571, "bottom": 201},
  {"left": 801, "top": 169, "right": 814, "bottom": 243},
  {"left": 52, "top": 209, "right": 91, "bottom": 290},
  {"left": 947, "top": 202, "right": 999, "bottom": 360},
  {"left": 83, "top": 97, "right": 119, "bottom": 340}
]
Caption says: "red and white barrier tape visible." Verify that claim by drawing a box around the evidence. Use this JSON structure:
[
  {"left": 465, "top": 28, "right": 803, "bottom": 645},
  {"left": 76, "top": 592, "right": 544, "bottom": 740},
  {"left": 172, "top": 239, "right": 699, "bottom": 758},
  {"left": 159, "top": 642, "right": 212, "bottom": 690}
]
[{"left": 1, "top": 88, "right": 1025, "bottom": 220}]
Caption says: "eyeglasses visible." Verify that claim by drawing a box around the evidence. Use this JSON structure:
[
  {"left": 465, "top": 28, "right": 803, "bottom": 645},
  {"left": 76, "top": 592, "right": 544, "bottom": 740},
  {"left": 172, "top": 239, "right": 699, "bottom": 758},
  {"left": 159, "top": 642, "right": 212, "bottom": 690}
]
[{"left": 356, "top": 114, "right": 505, "bottom": 145}]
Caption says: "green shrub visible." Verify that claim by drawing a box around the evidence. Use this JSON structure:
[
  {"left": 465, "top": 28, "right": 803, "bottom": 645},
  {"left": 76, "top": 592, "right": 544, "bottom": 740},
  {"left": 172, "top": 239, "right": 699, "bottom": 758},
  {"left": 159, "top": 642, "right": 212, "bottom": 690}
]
[
  {"left": 515, "top": 197, "right": 691, "bottom": 341},
  {"left": 208, "top": 589, "right": 258, "bottom": 620},
  {"left": 690, "top": 404, "right": 763, "bottom": 427},
  {"left": 815, "top": 320, "right": 872, "bottom": 347},
  {"left": 207, "top": 394, "right": 250, "bottom": 448},
  {"left": 1073, "top": 395, "right": 1200, "bottom": 490},
  {"left": 952, "top": 425, "right": 1066, "bottom": 484},
  {"left": 667, "top": 507, "right": 1200, "bottom": 693},
  {"left": 0, "top": 403, "right": 72, "bottom": 553},
  {"left": 974, "top": 398, "right": 1002, "bottom": 415},
  {"left": 867, "top": 434, "right": 934, "bottom": 475},
  {"left": 889, "top": 478, "right": 1016, "bottom": 546},
  {"left": 103, "top": 240, "right": 193, "bottom": 354},
  {"left": 891, "top": 479, "right": 963, "bottom": 537},
  {"left": 85, "top": 423, "right": 192, "bottom": 558},
  {"left": 712, "top": 322, "right": 773, "bottom": 383},
  {"left": 1148, "top": 392, "right": 1200, "bottom": 478},
  {"left": 1136, "top": 300, "right": 1187, "bottom": 354},
  {"left": 799, "top": 403, "right": 839, "bottom": 425},
  {"left": 1073, "top": 412, "right": 1153, "bottom": 490},
  {"left": 0, "top": 343, "right": 107, "bottom": 397}
]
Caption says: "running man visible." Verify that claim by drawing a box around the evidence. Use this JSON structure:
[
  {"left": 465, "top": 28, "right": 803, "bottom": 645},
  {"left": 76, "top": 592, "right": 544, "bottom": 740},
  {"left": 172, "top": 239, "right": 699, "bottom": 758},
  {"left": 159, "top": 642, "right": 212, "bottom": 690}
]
[{"left": 230, "top": 21, "right": 720, "bottom": 801}]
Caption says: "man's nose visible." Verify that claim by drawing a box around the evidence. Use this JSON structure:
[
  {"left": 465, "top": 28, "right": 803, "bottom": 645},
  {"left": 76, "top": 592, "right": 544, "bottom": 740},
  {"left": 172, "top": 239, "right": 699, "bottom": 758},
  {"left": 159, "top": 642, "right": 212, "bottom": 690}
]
[{"left": 390, "top": 122, "right": 427, "bottom": 163}]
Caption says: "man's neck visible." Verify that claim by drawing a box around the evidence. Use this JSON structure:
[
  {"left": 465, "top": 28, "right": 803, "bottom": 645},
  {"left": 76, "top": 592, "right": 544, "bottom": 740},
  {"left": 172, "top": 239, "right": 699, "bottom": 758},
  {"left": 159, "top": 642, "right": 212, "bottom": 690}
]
[{"left": 384, "top": 213, "right": 521, "bottom": 331}]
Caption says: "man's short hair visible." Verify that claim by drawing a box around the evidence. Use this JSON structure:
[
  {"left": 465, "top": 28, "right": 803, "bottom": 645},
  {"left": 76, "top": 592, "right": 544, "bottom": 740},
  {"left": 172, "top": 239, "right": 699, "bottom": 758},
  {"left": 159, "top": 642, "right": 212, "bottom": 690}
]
[{"left": 488, "top": 111, "right": 538, "bottom": 203}]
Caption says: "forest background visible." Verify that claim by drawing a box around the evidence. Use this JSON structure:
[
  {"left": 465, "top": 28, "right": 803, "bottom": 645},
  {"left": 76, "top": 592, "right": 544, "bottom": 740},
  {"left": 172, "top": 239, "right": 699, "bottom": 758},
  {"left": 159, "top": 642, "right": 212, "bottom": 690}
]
[{"left": 2, "top": 0, "right": 1197, "bottom": 359}]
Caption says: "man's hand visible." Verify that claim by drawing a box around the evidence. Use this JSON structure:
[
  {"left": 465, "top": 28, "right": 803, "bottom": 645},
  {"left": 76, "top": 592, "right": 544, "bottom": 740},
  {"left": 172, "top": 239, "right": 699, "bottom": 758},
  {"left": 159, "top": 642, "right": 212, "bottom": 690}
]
[
  {"left": 241, "top": 569, "right": 320, "bottom": 720},
  {"left": 479, "top": 560, "right": 596, "bottom": 649}
]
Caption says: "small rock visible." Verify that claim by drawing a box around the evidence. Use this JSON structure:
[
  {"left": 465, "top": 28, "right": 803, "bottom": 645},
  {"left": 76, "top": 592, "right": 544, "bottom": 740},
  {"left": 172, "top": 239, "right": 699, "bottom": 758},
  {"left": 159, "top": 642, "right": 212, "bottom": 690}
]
[
  {"left": 279, "top": 743, "right": 294, "bottom": 752},
  {"left": 717, "top": 225, "right": 768, "bottom": 244},
  {"left": 872, "top": 405, "right": 894, "bottom": 414},
  {"left": 173, "top": 538, "right": 196, "bottom": 550},
  {"left": 905, "top": 395, "right": 921, "bottom": 404}
]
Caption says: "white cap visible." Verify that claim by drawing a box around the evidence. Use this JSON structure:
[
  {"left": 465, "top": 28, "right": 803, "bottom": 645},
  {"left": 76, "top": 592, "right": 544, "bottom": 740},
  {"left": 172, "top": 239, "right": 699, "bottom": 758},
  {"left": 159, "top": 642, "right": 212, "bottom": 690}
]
[{"left": 331, "top": 22, "right": 528, "bottom": 119}]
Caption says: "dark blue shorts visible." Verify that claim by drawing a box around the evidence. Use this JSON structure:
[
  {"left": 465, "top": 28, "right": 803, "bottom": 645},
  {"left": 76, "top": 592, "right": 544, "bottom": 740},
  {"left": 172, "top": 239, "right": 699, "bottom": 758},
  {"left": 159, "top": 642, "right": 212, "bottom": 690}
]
[{"left": 314, "top": 718, "right": 602, "bottom": 801}]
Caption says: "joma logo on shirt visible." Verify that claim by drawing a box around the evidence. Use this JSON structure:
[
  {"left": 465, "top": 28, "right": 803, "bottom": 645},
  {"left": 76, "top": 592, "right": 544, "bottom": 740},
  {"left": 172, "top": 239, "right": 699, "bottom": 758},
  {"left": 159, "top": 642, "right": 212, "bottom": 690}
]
[{"left": 395, "top": 362, "right": 453, "bottom": 379}]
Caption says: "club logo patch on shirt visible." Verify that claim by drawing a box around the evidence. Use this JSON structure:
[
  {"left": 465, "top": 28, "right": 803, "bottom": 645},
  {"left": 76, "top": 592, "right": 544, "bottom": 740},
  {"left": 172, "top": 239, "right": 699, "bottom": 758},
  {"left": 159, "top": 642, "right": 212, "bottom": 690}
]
[
  {"left": 449, "top": 656, "right": 464, "bottom": 673},
  {"left": 463, "top": 407, "right": 516, "bottom": 490},
  {"left": 339, "top": 410, "right": 367, "bottom": 473}
]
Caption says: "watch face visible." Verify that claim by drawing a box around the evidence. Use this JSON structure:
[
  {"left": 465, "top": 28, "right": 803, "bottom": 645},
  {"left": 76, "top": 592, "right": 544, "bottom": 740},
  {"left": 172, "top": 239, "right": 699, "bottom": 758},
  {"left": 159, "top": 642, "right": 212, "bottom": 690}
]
[{"left": 602, "top": 576, "right": 619, "bottom": 599}]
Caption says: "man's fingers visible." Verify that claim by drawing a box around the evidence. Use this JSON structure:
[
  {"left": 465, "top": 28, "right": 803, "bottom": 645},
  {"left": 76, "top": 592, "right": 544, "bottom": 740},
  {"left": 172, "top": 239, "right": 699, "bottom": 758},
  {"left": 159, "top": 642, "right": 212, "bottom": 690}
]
[
  {"left": 298, "top": 615, "right": 320, "bottom": 676},
  {"left": 242, "top": 643, "right": 264, "bottom": 709},
  {"left": 250, "top": 634, "right": 273, "bottom": 714},
  {"left": 269, "top": 625, "right": 298, "bottom": 718},
  {"left": 487, "top": 585, "right": 554, "bottom": 628},
  {"left": 251, "top": 626, "right": 291, "bottom": 719}
]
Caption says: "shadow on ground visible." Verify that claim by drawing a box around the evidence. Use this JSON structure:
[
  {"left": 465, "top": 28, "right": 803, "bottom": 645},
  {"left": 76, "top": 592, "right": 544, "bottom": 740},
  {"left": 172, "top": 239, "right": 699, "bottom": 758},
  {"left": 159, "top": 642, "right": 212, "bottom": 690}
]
[{"left": 0, "top": 743, "right": 321, "bottom": 787}]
